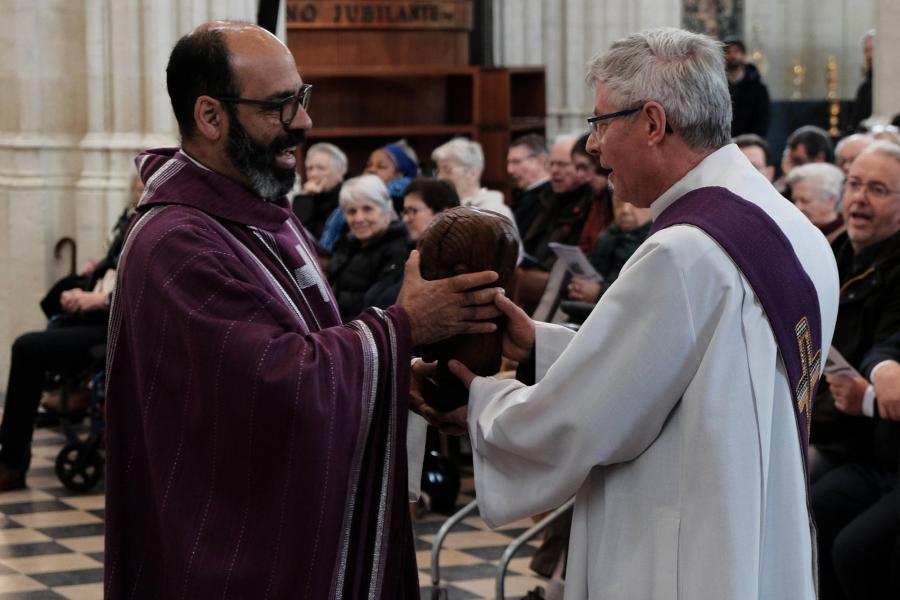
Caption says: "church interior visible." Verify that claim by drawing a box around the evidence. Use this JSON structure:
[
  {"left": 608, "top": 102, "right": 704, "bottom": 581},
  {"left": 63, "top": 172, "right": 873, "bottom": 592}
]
[{"left": 0, "top": 0, "right": 899, "bottom": 598}]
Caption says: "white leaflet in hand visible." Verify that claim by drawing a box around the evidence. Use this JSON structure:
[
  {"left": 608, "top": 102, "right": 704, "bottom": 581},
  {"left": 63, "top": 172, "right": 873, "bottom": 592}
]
[
  {"left": 548, "top": 243, "right": 604, "bottom": 283},
  {"left": 824, "top": 346, "right": 862, "bottom": 378}
]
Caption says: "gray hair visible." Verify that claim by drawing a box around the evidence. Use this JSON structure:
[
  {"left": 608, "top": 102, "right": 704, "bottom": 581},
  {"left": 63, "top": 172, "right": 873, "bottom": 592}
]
[
  {"left": 554, "top": 133, "right": 579, "bottom": 146},
  {"left": 432, "top": 137, "right": 484, "bottom": 172},
  {"left": 338, "top": 174, "right": 395, "bottom": 218},
  {"left": 787, "top": 163, "right": 845, "bottom": 208},
  {"left": 510, "top": 133, "right": 548, "bottom": 157},
  {"left": 858, "top": 139, "right": 900, "bottom": 165},
  {"left": 586, "top": 27, "right": 732, "bottom": 150},
  {"left": 835, "top": 133, "right": 874, "bottom": 159},
  {"left": 307, "top": 142, "right": 348, "bottom": 177}
]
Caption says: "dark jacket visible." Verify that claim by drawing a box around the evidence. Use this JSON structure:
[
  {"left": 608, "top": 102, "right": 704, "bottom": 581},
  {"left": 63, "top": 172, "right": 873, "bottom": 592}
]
[
  {"left": 861, "top": 332, "right": 900, "bottom": 473},
  {"left": 363, "top": 240, "right": 415, "bottom": 312},
  {"left": 812, "top": 230, "right": 900, "bottom": 460},
  {"left": 849, "top": 68, "right": 873, "bottom": 133},
  {"left": 588, "top": 221, "right": 651, "bottom": 287},
  {"left": 522, "top": 183, "right": 593, "bottom": 269},
  {"left": 291, "top": 185, "right": 340, "bottom": 240},
  {"left": 327, "top": 221, "right": 410, "bottom": 320},
  {"left": 512, "top": 180, "right": 552, "bottom": 239},
  {"left": 729, "top": 63, "right": 770, "bottom": 137}
]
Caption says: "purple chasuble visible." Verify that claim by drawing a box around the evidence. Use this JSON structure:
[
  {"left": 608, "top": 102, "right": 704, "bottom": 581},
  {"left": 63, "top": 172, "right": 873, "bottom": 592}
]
[
  {"left": 105, "top": 148, "right": 418, "bottom": 599},
  {"left": 650, "top": 186, "right": 822, "bottom": 483}
]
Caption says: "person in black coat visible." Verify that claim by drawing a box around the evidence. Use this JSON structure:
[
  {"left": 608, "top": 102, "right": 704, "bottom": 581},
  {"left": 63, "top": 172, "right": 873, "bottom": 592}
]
[
  {"left": 724, "top": 39, "right": 770, "bottom": 138},
  {"left": 327, "top": 174, "right": 411, "bottom": 321},
  {"left": 812, "top": 331, "right": 900, "bottom": 600},
  {"left": 0, "top": 177, "right": 141, "bottom": 491},
  {"left": 816, "top": 142, "right": 900, "bottom": 597},
  {"left": 810, "top": 143, "right": 900, "bottom": 487},
  {"left": 365, "top": 178, "right": 462, "bottom": 311},
  {"left": 566, "top": 194, "right": 652, "bottom": 305}
]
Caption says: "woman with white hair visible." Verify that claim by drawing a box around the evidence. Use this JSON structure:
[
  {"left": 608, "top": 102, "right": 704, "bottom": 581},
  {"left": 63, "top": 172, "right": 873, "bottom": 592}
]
[
  {"left": 787, "top": 162, "right": 847, "bottom": 245},
  {"left": 292, "top": 142, "right": 347, "bottom": 241},
  {"left": 327, "top": 174, "right": 410, "bottom": 320},
  {"left": 432, "top": 137, "right": 518, "bottom": 232}
]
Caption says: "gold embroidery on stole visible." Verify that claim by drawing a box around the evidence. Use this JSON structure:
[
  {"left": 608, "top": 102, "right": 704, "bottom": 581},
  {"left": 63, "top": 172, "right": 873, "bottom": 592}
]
[{"left": 795, "top": 317, "right": 821, "bottom": 436}]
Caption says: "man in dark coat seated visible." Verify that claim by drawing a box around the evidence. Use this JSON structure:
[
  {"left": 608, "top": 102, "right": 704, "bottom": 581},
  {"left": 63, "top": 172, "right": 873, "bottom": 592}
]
[
  {"left": 814, "top": 330, "right": 900, "bottom": 600},
  {"left": 508, "top": 133, "right": 552, "bottom": 237},
  {"left": 810, "top": 141, "right": 900, "bottom": 484},
  {"left": 0, "top": 176, "right": 140, "bottom": 492},
  {"left": 516, "top": 134, "right": 593, "bottom": 314}
]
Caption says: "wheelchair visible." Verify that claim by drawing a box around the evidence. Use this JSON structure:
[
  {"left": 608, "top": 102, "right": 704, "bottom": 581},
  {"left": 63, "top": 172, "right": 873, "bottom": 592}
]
[{"left": 40, "top": 344, "right": 106, "bottom": 493}]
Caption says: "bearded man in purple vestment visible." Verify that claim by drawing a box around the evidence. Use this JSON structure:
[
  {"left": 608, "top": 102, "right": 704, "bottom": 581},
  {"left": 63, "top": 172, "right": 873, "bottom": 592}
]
[{"left": 103, "top": 21, "right": 503, "bottom": 599}]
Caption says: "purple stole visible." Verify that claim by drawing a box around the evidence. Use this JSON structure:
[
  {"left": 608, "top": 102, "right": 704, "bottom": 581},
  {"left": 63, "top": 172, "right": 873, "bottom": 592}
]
[{"left": 650, "top": 186, "right": 822, "bottom": 483}]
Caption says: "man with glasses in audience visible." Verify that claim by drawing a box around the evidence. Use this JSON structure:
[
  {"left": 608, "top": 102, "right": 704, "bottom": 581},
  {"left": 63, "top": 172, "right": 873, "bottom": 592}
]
[
  {"left": 809, "top": 140, "right": 900, "bottom": 479},
  {"left": 508, "top": 134, "right": 552, "bottom": 236},
  {"left": 418, "top": 27, "right": 839, "bottom": 599},
  {"left": 516, "top": 134, "right": 593, "bottom": 313},
  {"left": 104, "top": 20, "right": 502, "bottom": 599},
  {"left": 812, "top": 141, "right": 900, "bottom": 599}
]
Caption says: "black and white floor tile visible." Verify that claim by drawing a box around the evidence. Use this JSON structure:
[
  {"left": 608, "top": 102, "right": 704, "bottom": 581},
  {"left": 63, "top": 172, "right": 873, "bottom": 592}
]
[{"left": 0, "top": 428, "right": 546, "bottom": 600}]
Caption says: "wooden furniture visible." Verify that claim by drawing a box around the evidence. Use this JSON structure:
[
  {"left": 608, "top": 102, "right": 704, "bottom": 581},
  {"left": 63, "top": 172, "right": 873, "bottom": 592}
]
[
  {"left": 298, "top": 65, "right": 481, "bottom": 174},
  {"left": 286, "top": 0, "right": 545, "bottom": 196},
  {"left": 477, "top": 67, "right": 546, "bottom": 194}
]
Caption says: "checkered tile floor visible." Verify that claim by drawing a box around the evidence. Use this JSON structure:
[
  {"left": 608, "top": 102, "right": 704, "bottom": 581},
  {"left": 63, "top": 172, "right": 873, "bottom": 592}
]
[
  {"left": 416, "top": 471, "right": 548, "bottom": 600},
  {"left": 0, "top": 427, "right": 104, "bottom": 600},
  {"left": 0, "top": 428, "right": 546, "bottom": 599}
]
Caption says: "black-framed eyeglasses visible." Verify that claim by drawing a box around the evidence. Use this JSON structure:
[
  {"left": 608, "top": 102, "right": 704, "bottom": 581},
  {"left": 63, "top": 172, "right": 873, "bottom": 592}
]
[
  {"left": 402, "top": 206, "right": 430, "bottom": 217},
  {"left": 587, "top": 104, "right": 673, "bottom": 138},
  {"left": 216, "top": 84, "right": 312, "bottom": 128},
  {"left": 587, "top": 107, "right": 641, "bottom": 135}
]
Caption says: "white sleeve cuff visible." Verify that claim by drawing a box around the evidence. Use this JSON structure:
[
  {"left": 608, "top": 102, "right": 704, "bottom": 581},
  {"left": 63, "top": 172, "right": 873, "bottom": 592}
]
[
  {"left": 406, "top": 411, "right": 428, "bottom": 501},
  {"left": 869, "top": 360, "right": 899, "bottom": 381},
  {"left": 862, "top": 385, "right": 876, "bottom": 418}
]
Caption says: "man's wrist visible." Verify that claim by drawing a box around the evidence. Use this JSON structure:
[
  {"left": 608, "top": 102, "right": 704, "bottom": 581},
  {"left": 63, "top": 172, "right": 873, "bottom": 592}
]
[{"left": 870, "top": 360, "right": 900, "bottom": 382}]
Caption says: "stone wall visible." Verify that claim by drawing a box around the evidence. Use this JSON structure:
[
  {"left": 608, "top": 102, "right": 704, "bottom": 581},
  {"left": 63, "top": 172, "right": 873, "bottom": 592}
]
[
  {"left": 0, "top": 0, "right": 256, "bottom": 394},
  {"left": 493, "top": 0, "right": 891, "bottom": 138}
]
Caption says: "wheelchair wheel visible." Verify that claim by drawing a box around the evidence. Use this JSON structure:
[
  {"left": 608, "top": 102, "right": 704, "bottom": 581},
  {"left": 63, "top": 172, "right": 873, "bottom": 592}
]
[{"left": 55, "top": 442, "right": 103, "bottom": 493}]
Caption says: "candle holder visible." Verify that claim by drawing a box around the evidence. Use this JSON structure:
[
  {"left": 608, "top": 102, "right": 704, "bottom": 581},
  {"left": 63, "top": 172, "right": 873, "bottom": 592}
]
[
  {"left": 791, "top": 59, "right": 807, "bottom": 100},
  {"left": 826, "top": 55, "right": 841, "bottom": 137}
]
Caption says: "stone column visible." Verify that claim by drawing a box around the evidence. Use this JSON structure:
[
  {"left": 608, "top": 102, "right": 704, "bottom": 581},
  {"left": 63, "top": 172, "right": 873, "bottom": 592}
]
[
  {"left": 741, "top": 0, "right": 875, "bottom": 101},
  {"left": 493, "top": 0, "right": 681, "bottom": 139},
  {"left": 873, "top": 0, "right": 900, "bottom": 120},
  {"left": 0, "top": 0, "right": 89, "bottom": 394},
  {"left": 0, "top": 0, "right": 256, "bottom": 396}
]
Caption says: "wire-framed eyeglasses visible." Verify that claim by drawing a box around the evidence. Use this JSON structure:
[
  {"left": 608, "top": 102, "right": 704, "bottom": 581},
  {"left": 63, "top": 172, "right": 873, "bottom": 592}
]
[{"left": 844, "top": 177, "right": 900, "bottom": 201}]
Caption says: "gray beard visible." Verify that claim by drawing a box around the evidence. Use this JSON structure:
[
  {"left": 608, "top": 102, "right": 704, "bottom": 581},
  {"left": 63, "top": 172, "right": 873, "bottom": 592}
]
[
  {"left": 225, "top": 106, "right": 302, "bottom": 200},
  {"left": 247, "top": 169, "right": 293, "bottom": 201}
]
